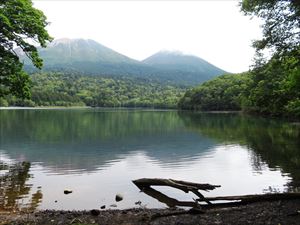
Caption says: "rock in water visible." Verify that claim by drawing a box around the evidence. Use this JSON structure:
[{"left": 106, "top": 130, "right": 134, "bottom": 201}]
[
  {"left": 135, "top": 200, "right": 142, "bottom": 206},
  {"left": 100, "top": 205, "right": 106, "bottom": 209},
  {"left": 115, "top": 194, "right": 123, "bottom": 202},
  {"left": 64, "top": 189, "right": 73, "bottom": 194}
]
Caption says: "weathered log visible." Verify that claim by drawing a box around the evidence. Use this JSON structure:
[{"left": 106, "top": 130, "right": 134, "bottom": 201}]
[
  {"left": 132, "top": 178, "right": 300, "bottom": 209},
  {"left": 133, "top": 178, "right": 220, "bottom": 192},
  {"left": 197, "top": 192, "right": 300, "bottom": 206},
  {"left": 133, "top": 178, "right": 221, "bottom": 206}
]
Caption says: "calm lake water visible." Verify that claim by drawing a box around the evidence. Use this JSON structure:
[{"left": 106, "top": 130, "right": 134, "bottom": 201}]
[{"left": 0, "top": 108, "right": 299, "bottom": 211}]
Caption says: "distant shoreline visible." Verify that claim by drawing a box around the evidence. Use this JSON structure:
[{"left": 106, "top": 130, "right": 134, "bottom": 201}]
[
  {"left": 0, "top": 106, "right": 179, "bottom": 111},
  {"left": 0, "top": 107, "right": 241, "bottom": 113},
  {"left": 0, "top": 106, "right": 91, "bottom": 110}
]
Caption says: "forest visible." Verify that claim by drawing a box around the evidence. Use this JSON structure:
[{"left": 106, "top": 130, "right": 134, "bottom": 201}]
[
  {"left": 0, "top": 73, "right": 185, "bottom": 108},
  {"left": 178, "top": 51, "right": 300, "bottom": 117},
  {"left": 179, "top": 0, "right": 300, "bottom": 118}
]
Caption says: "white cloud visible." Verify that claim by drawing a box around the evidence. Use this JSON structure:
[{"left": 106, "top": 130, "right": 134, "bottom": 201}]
[{"left": 33, "top": 0, "right": 262, "bottom": 73}]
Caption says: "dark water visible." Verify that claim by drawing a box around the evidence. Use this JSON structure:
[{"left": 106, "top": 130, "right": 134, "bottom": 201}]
[{"left": 0, "top": 108, "right": 299, "bottom": 211}]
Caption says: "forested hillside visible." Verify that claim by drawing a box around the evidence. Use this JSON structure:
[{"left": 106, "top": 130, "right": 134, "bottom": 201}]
[
  {"left": 178, "top": 73, "right": 250, "bottom": 111},
  {"left": 0, "top": 73, "right": 186, "bottom": 108}
]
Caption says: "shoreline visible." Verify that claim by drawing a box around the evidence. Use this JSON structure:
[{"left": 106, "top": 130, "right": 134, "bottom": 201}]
[
  {"left": 1, "top": 199, "right": 299, "bottom": 225},
  {"left": 0, "top": 106, "right": 241, "bottom": 113}
]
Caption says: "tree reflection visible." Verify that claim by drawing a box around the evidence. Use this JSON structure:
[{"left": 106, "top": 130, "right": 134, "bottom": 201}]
[
  {"left": 179, "top": 112, "right": 300, "bottom": 191},
  {"left": 0, "top": 161, "right": 42, "bottom": 211}
]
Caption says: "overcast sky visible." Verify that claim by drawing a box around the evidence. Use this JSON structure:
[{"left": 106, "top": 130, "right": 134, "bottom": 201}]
[{"left": 33, "top": 1, "right": 262, "bottom": 73}]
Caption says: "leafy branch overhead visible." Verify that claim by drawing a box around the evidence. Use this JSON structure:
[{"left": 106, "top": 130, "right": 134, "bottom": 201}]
[
  {"left": 241, "top": 0, "right": 300, "bottom": 55},
  {"left": 0, "top": 0, "right": 52, "bottom": 98}
]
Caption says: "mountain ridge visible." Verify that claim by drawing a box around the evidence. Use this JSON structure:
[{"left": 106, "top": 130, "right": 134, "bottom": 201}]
[{"left": 21, "top": 38, "right": 227, "bottom": 85}]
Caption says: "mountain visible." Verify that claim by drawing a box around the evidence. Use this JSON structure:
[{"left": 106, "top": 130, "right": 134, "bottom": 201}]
[
  {"left": 21, "top": 38, "right": 150, "bottom": 76},
  {"left": 21, "top": 38, "right": 226, "bottom": 85},
  {"left": 37, "top": 38, "right": 137, "bottom": 64},
  {"left": 143, "top": 50, "right": 226, "bottom": 82}
]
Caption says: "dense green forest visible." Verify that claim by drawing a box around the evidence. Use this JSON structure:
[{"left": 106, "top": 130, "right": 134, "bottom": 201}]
[
  {"left": 179, "top": 0, "right": 300, "bottom": 118},
  {"left": 178, "top": 73, "right": 251, "bottom": 111},
  {"left": 0, "top": 73, "right": 186, "bottom": 108},
  {"left": 178, "top": 53, "right": 300, "bottom": 117}
]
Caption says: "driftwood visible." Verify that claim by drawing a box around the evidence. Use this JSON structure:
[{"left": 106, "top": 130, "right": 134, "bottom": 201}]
[
  {"left": 132, "top": 178, "right": 221, "bottom": 207},
  {"left": 197, "top": 192, "right": 300, "bottom": 209},
  {"left": 132, "top": 178, "right": 300, "bottom": 209}
]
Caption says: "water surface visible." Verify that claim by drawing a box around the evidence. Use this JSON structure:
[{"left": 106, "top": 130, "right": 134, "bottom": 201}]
[{"left": 0, "top": 109, "right": 299, "bottom": 210}]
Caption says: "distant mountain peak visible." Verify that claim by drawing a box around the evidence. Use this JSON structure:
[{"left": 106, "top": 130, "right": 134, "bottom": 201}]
[
  {"left": 22, "top": 38, "right": 226, "bottom": 85},
  {"left": 142, "top": 50, "right": 227, "bottom": 79},
  {"left": 157, "top": 50, "right": 185, "bottom": 55}
]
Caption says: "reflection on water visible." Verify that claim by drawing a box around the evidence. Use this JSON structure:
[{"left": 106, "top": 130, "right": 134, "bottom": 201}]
[
  {"left": 0, "top": 109, "right": 299, "bottom": 210},
  {"left": 0, "top": 160, "right": 42, "bottom": 211}
]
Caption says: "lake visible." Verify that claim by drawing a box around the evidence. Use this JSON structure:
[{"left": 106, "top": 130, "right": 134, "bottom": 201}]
[{"left": 0, "top": 108, "right": 299, "bottom": 211}]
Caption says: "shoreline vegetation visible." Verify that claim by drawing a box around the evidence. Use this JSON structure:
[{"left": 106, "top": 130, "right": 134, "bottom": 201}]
[
  {"left": 0, "top": 71, "right": 299, "bottom": 119},
  {"left": 0, "top": 73, "right": 186, "bottom": 109}
]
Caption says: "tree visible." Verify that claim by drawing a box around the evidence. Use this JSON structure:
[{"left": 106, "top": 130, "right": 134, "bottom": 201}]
[
  {"left": 0, "top": 0, "right": 52, "bottom": 98},
  {"left": 240, "top": 0, "right": 300, "bottom": 117},
  {"left": 241, "top": 0, "right": 300, "bottom": 56}
]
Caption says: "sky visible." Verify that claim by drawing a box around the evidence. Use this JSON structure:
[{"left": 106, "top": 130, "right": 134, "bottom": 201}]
[{"left": 33, "top": 0, "right": 263, "bottom": 73}]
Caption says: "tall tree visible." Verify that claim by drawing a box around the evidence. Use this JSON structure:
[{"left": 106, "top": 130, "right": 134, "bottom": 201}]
[
  {"left": 241, "top": 0, "right": 300, "bottom": 56},
  {"left": 0, "top": 0, "right": 52, "bottom": 98},
  {"left": 241, "top": 0, "right": 300, "bottom": 116}
]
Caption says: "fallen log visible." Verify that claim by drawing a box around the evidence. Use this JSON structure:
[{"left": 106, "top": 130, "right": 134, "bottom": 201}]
[
  {"left": 197, "top": 192, "right": 300, "bottom": 208},
  {"left": 199, "top": 193, "right": 300, "bottom": 202},
  {"left": 132, "top": 178, "right": 300, "bottom": 209},
  {"left": 133, "top": 178, "right": 221, "bottom": 206}
]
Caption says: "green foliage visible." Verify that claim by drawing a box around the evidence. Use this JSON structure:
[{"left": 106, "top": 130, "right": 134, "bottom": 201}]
[
  {"left": 240, "top": 0, "right": 300, "bottom": 117},
  {"left": 4, "top": 72, "right": 186, "bottom": 108},
  {"left": 187, "top": 0, "right": 300, "bottom": 118},
  {"left": 0, "top": 97, "right": 8, "bottom": 107},
  {"left": 241, "top": 0, "right": 300, "bottom": 55},
  {"left": 285, "top": 99, "right": 300, "bottom": 117},
  {"left": 0, "top": 0, "right": 52, "bottom": 98},
  {"left": 239, "top": 0, "right": 300, "bottom": 117},
  {"left": 243, "top": 50, "right": 300, "bottom": 116},
  {"left": 178, "top": 73, "right": 251, "bottom": 111}
]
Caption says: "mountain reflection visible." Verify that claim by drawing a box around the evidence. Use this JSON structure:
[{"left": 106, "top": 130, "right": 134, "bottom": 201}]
[
  {"left": 0, "top": 109, "right": 216, "bottom": 174},
  {"left": 0, "top": 109, "right": 299, "bottom": 191}
]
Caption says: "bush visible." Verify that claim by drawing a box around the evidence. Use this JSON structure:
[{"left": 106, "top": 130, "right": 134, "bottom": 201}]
[{"left": 0, "top": 98, "right": 9, "bottom": 107}]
